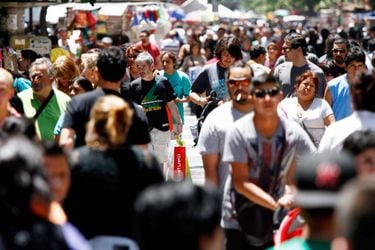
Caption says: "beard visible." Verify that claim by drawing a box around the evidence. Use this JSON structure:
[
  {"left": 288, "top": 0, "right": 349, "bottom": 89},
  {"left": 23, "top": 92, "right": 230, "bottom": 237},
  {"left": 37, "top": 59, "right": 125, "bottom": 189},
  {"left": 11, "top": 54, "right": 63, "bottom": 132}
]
[{"left": 334, "top": 56, "right": 345, "bottom": 65}]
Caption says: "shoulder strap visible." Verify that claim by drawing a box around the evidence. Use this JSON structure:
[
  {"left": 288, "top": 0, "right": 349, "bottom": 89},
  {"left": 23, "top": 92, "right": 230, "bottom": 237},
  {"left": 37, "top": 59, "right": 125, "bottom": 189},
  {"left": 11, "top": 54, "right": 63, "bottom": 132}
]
[
  {"left": 301, "top": 120, "right": 317, "bottom": 147},
  {"left": 206, "top": 63, "right": 219, "bottom": 87},
  {"left": 189, "top": 55, "right": 195, "bottom": 66},
  {"left": 34, "top": 89, "right": 54, "bottom": 120}
]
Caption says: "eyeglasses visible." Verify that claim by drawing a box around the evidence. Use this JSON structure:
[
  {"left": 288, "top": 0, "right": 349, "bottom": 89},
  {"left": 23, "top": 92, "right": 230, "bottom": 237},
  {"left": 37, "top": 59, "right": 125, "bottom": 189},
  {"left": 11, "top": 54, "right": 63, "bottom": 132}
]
[
  {"left": 127, "top": 54, "right": 138, "bottom": 59},
  {"left": 252, "top": 87, "right": 280, "bottom": 98},
  {"left": 228, "top": 79, "right": 251, "bottom": 87},
  {"left": 332, "top": 48, "right": 346, "bottom": 54}
]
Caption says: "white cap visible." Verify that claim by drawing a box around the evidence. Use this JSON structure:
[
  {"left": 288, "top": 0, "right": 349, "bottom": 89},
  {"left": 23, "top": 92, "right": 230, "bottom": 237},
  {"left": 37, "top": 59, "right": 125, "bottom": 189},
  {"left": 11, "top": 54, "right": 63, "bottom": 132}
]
[{"left": 101, "top": 36, "right": 112, "bottom": 44}]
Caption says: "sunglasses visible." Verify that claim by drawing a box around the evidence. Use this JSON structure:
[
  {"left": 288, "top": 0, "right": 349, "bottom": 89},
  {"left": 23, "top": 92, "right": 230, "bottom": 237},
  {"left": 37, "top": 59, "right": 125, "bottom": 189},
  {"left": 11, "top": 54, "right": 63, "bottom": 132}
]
[
  {"left": 127, "top": 54, "right": 138, "bottom": 59},
  {"left": 228, "top": 79, "right": 251, "bottom": 87},
  {"left": 332, "top": 48, "right": 346, "bottom": 54},
  {"left": 252, "top": 87, "right": 280, "bottom": 98},
  {"left": 282, "top": 46, "right": 293, "bottom": 53}
]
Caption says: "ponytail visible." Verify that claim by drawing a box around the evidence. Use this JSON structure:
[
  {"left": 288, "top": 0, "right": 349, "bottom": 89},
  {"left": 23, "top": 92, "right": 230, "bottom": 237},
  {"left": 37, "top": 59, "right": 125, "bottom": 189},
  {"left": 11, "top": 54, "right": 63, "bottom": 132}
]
[{"left": 86, "top": 96, "right": 133, "bottom": 150}]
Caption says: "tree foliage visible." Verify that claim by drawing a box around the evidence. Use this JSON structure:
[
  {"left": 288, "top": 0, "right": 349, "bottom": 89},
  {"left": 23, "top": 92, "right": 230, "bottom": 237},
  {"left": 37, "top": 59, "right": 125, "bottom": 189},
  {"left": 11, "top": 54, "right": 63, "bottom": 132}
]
[{"left": 235, "top": 0, "right": 338, "bottom": 16}]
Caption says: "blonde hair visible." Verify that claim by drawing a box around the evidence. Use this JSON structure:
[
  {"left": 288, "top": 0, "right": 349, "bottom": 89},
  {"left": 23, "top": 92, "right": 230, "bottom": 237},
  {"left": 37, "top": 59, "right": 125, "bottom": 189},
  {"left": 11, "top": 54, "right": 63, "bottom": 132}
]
[
  {"left": 85, "top": 95, "right": 133, "bottom": 150},
  {"left": 54, "top": 56, "right": 80, "bottom": 80},
  {"left": 0, "top": 68, "right": 14, "bottom": 87},
  {"left": 80, "top": 52, "right": 99, "bottom": 71}
]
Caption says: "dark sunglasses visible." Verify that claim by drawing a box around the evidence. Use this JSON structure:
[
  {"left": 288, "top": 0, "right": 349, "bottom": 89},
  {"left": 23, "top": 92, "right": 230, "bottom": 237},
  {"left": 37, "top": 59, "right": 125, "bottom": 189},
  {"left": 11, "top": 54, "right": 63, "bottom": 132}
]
[
  {"left": 228, "top": 79, "right": 251, "bottom": 87},
  {"left": 282, "top": 46, "right": 293, "bottom": 53},
  {"left": 127, "top": 54, "right": 138, "bottom": 59},
  {"left": 332, "top": 48, "right": 346, "bottom": 54},
  {"left": 253, "top": 87, "right": 280, "bottom": 98}
]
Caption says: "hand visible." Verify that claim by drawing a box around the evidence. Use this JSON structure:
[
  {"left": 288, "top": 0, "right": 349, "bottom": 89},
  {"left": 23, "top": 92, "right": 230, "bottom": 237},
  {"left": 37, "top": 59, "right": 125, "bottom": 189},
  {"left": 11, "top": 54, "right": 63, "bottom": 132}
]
[
  {"left": 152, "top": 69, "right": 160, "bottom": 77},
  {"left": 174, "top": 98, "right": 184, "bottom": 103},
  {"left": 277, "top": 193, "right": 295, "bottom": 209},
  {"left": 176, "top": 123, "right": 183, "bottom": 135},
  {"left": 199, "top": 96, "right": 210, "bottom": 107}
]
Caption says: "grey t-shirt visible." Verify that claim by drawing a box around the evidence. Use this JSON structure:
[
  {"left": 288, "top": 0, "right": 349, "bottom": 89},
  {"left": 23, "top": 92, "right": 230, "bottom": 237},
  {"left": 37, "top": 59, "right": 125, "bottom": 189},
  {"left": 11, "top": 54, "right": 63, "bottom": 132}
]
[
  {"left": 273, "top": 61, "right": 326, "bottom": 98},
  {"left": 198, "top": 102, "right": 250, "bottom": 193},
  {"left": 222, "top": 113, "right": 316, "bottom": 232}
]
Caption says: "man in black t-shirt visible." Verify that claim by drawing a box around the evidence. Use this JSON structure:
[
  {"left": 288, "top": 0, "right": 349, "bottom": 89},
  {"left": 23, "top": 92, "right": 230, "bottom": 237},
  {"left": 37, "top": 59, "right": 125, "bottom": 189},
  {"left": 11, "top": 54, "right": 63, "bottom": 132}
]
[
  {"left": 59, "top": 47, "right": 150, "bottom": 150},
  {"left": 123, "top": 51, "right": 182, "bottom": 170},
  {"left": 189, "top": 35, "right": 243, "bottom": 117}
]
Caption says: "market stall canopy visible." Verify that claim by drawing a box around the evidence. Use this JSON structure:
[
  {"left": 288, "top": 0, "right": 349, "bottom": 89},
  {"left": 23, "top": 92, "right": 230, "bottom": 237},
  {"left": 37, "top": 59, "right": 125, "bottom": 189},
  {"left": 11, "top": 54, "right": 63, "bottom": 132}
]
[
  {"left": 46, "top": 2, "right": 182, "bottom": 24},
  {"left": 274, "top": 9, "right": 290, "bottom": 17},
  {"left": 205, "top": 3, "right": 233, "bottom": 18},
  {"left": 184, "top": 10, "right": 216, "bottom": 23},
  {"left": 181, "top": 0, "right": 207, "bottom": 14},
  {"left": 46, "top": 3, "right": 100, "bottom": 24},
  {"left": 181, "top": 0, "right": 234, "bottom": 19},
  {"left": 96, "top": 3, "right": 128, "bottom": 16},
  {"left": 283, "top": 15, "right": 306, "bottom": 22}
]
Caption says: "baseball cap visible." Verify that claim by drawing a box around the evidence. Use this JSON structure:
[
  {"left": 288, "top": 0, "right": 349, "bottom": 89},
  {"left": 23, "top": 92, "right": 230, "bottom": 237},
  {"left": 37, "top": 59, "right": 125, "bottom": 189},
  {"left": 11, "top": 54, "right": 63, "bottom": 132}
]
[
  {"left": 101, "top": 36, "right": 113, "bottom": 44},
  {"left": 295, "top": 151, "right": 356, "bottom": 209}
]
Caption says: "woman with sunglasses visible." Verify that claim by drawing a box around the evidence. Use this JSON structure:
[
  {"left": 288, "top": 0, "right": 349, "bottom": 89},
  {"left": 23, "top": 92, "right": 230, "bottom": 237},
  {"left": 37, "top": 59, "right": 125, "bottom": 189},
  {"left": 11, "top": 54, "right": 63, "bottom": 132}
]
[{"left": 278, "top": 71, "right": 335, "bottom": 147}]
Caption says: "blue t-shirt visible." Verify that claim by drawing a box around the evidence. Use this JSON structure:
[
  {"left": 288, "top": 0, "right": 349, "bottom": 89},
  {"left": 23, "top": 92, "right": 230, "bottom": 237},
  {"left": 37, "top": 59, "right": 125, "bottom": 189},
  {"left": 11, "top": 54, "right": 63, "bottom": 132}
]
[
  {"left": 161, "top": 70, "right": 191, "bottom": 124},
  {"left": 328, "top": 74, "right": 352, "bottom": 121},
  {"left": 14, "top": 77, "right": 31, "bottom": 93}
]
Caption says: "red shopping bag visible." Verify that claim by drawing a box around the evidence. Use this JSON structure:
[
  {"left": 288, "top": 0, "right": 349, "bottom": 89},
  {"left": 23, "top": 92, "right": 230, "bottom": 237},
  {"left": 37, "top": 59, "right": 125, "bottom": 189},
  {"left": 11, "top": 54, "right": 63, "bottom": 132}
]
[
  {"left": 169, "top": 136, "right": 191, "bottom": 181},
  {"left": 173, "top": 143, "right": 186, "bottom": 180}
]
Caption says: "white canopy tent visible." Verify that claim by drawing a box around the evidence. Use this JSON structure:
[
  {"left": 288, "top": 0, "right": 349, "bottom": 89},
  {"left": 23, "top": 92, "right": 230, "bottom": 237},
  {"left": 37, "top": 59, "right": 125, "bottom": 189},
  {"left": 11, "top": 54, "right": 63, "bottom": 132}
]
[{"left": 181, "top": 0, "right": 234, "bottom": 18}]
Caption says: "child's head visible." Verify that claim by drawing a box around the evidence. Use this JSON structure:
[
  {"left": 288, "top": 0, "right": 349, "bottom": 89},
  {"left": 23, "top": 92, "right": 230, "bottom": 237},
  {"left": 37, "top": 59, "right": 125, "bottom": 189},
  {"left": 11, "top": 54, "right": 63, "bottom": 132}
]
[
  {"left": 343, "top": 130, "right": 375, "bottom": 178},
  {"left": 69, "top": 76, "right": 94, "bottom": 96}
]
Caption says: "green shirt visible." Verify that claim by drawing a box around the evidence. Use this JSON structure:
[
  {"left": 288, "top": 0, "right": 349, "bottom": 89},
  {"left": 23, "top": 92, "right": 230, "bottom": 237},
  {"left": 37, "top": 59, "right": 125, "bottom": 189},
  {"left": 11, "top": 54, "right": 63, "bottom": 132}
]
[
  {"left": 18, "top": 88, "right": 70, "bottom": 141},
  {"left": 268, "top": 238, "right": 331, "bottom": 250}
]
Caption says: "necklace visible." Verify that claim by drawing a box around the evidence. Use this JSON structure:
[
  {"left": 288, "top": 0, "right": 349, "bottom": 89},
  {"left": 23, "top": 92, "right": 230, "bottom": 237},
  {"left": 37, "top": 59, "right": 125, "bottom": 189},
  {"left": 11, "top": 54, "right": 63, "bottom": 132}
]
[{"left": 297, "top": 103, "right": 303, "bottom": 119}]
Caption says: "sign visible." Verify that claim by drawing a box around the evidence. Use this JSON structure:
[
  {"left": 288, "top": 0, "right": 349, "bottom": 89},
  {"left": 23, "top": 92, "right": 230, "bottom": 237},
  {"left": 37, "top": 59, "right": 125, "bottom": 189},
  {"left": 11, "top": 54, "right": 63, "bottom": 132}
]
[{"left": 29, "top": 37, "right": 51, "bottom": 56}]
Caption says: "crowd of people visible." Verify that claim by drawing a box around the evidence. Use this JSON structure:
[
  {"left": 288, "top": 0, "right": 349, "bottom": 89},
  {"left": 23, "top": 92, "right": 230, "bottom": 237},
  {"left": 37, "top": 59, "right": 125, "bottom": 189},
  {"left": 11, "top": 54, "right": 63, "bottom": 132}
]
[{"left": 1, "top": 18, "right": 375, "bottom": 250}]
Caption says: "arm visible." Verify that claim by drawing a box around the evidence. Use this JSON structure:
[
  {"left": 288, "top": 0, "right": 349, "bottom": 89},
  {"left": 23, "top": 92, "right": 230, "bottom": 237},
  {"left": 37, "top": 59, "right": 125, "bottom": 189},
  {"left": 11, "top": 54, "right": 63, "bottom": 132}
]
[
  {"left": 324, "top": 114, "right": 335, "bottom": 126},
  {"left": 178, "top": 45, "right": 188, "bottom": 62},
  {"left": 189, "top": 90, "right": 210, "bottom": 107},
  {"left": 176, "top": 74, "right": 192, "bottom": 103},
  {"left": 178, "top": 57, "right": 189, "bottom": 73},
  {"left": 189, "top": 70, "right": 211, "bottom": 107},
  {"left": 167, "top": 100, "right": 183, "bottom": 134},
  {"left": 59, "top": 128, "right": 75, "bottom": 151},
  {"left": 324, "top": 86, "right": 332, "bottom": 107},
  {"left": 277, "top": 159, "right": 297, "bottom": 208},
  {"left": 175, "top": 96, "right": 190, "bottom": 103},
  {"left": 231, "top": 162, "right": 278, "bottom": 211},
  {"left": 202, "top": 154, "right": 220, "bottom": 187}
]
